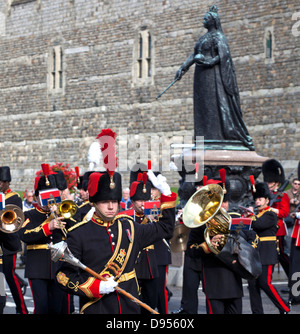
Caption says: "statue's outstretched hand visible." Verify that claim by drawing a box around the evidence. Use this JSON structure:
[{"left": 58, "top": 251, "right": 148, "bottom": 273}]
[{"left": 174, "top": 68, "right": 183, "bottom": 81}]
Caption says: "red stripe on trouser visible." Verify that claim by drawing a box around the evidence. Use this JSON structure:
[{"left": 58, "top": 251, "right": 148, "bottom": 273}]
[
  {"left": 28, "top": 280, "right": 35, "bottom": 314},
  {"left": 267, "top": 265, "right": 290, "bottom": 312},
  {"left": 11, "top": 254, "right": 27, "bottom": 314},
  {"left": 202, "top": 266, "right": 213, "bottom": 314},
  {"left": 164, "top": 266, "right": 168, "bottom": 314}
]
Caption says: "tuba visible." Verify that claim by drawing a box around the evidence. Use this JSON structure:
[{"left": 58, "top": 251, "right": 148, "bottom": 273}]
[
  {"left": 0, "top": 204, "right": 24, "bottom": 233},
  {"left": 183, "top": 184, "right": 231, "bottom": 254}
]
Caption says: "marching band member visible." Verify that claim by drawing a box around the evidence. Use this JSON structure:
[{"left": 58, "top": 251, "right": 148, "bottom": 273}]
[
  {"left": 55, "top": 129, "right": 176, "bottom": 314},
  {"left": 0, "top": 166, "right": 28, "bottom": 314},
  {"left": 247, "top": 182, "right": 290, "bottom": 314},
  {"left": 150, "top": 169, "right": 172, "bottom": 314},
  {"left": 19, "top": 166, "right": 72, "bottom": 314},
  {"left": 129, "top": 164, "right": 159, "bottom": 313},
  {"left": 262, "top": 159, "right": 290, "bottom": 277},
  {"left": 188, "top": 174, "right": 247, "bottom": 314}
]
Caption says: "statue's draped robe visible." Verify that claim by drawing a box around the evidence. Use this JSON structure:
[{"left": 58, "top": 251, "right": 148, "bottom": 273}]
[{"left": 193, "top": 31, "right": 254, "bottom": 150}]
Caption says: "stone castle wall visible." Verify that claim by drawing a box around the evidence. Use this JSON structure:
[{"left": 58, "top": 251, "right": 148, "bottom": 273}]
[{"left": 0, "top": 0, "right": 299, "bottom": 190}]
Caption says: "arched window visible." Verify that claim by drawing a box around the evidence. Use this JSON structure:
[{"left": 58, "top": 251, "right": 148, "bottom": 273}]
[
  {"left": 138, "top": 34, "right": 143, "bottom": 78},
  {"left": 133, "top": 29, "right": 154, "bottom": 85},
  {"left": 49, "top": 46, "right": 64, "bottom": 92},
  {"left": 147, "top": 32, "right": 152, "bottom": 77},
  {"left": 264, "top": 27, "right": 274, "bottom": 63},
  {"left": 266, "top": 31, "right": 272, "bottom": 59}
]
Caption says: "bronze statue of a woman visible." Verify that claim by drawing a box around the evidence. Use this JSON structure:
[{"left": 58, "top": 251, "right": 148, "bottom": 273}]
[{"left": 175, "top": 5, "right": 254, "bottom": 151}]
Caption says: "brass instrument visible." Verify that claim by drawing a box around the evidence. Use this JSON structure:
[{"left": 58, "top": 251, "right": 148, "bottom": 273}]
[
  {"left": 0, "top": 204, "right": 24, "bottom": 233},
  {"left": 57, "top": 200, "right": 77, "bottom": 219},
  {"left": 182, "top": 184, "right": 231, "bottom": 254},
  {"left": 48, "top": 199, "right": 78, "bottom": 237}
]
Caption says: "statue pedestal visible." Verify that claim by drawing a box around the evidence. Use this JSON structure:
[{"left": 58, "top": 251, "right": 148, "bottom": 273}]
[
  {"left": 202, "top": 149, "right": 267, "bottom": 167},
  {"left": 173, "top": 146, "right": 268, "bottom": 212}
]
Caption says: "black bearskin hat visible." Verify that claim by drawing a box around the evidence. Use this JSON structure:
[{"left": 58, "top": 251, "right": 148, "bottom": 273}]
[
  {"left": 262, "top": 159, "right": 285, "bottom": 184},
  {"left": 252, "top": 182, "right": 271, "bottom": 200}
]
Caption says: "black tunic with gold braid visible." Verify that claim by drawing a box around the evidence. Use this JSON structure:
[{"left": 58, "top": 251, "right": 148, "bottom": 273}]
[
  {"left": 134, "top": 213, "right": 159, "bottom": 279},
  {"left": 55, "top": 192, "right": 176, "bottom": 314}
]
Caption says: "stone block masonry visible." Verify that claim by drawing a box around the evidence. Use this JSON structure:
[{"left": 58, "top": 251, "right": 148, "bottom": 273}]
[{"left": 0, "top": 0, "right": 299, "bottom": 190}]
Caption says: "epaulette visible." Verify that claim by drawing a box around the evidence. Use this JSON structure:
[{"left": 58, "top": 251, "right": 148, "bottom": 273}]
[
  {"left": 5, "top": 191, "right": 20, "bottom": 200},
  {"left": 68, "top": 219, "right": 89, "bottom": 232}
]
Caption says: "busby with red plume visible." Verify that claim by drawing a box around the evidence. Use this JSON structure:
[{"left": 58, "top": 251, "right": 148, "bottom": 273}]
[
  {"left": 129, "top": 163, "right": 151, "bottom": 201},
  {"left": 34, "top": 163, "right": 57, "bottom": 196},
  {"left": 262, "top": 159, "right": 285, "bottom": 184},
  {"left": 88, "top": 172, "right": 122, "bottom": 203},
  {"left": 88, "top": 129, "right": 122, "bottom": 202}
]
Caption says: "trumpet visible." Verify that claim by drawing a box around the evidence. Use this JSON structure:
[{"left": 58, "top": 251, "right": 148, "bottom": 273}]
[{"left": 0, "top": 204, "right": 24, "bottom": 233}]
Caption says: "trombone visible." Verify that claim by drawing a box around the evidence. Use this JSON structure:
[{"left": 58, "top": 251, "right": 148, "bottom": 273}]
[
  {"left": 0, "top": 204, "right": 24, "bottom": 233},
  {"left": 47, "top": 198, "right": 78, "bottom": 237}
]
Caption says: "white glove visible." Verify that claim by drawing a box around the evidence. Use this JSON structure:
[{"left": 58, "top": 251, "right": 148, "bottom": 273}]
[
  {"left": 147, "top": 170, "right": 171, "bottom": 196},
  {"left": 296, "top": 212, "right": 300, "bottom": 220},
  {"left": 99, "top": 276, "right": 118, "bottom": 294}
]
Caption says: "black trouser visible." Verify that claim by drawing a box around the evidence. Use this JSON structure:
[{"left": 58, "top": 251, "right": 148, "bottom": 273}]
[
  {"left": 138, "top": 277, "right": 158, "bottom": 314},
  {"left": 248, "top": 264, "right": 290, "bottom": 314},
  {"left": 277, "top": 236, "right": 290, "bottom": 276},
  {"left": 3, "top": 253, "right": 28, "bottom": 314},
  {"left": 206, "top": 297, "right": 242, "bottom": 314},
  {"left": 29, "top": 278, "right": 70, "bottom": 314},
  {"left": 180, "top": 254, "right": 202, "bottom": 314},
  {"left": 156, "top": 265, "right": 169, "bottom": 314}
]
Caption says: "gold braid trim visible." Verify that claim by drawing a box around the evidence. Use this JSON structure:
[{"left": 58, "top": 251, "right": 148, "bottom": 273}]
[
  {"left": 68, "top": 219, "right": 88, "bottom": 232},
  {"left": 160, "top": 200, "right": 177, "bottom": 211}
]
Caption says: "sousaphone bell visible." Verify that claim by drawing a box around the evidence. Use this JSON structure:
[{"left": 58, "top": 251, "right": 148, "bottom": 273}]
[{"left": 182, "top": 183, "right": 262, "bottom": 279}]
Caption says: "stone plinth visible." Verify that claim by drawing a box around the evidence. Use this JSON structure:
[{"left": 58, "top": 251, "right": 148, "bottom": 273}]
[{"left": 173, "top": 147, "right": 269, "bottom": 211}]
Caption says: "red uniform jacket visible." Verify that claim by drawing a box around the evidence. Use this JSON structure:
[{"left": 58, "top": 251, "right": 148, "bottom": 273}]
[{"left": 271, "top": 192, "right": 290, "bottom": 236}]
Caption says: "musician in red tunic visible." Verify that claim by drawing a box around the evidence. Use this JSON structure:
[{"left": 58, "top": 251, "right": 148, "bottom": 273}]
[{"left": 262, "top": 159, "right": 290, "bottom": 277}]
